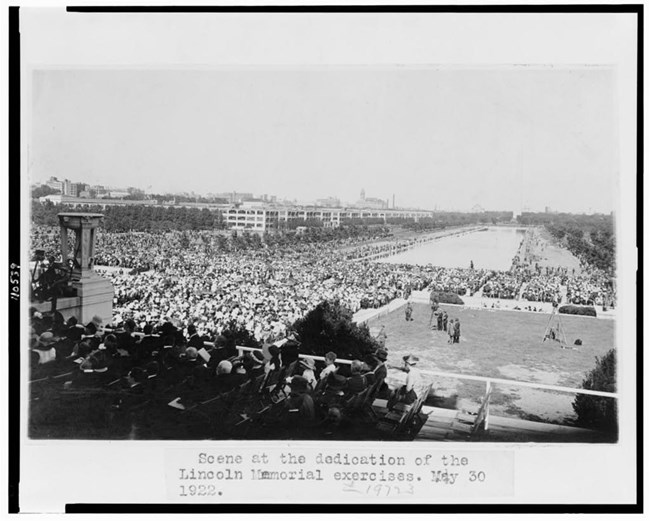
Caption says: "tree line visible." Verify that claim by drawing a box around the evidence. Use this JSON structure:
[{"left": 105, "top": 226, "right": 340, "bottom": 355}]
[{"left": 32, "top": 200, "right": 226, "bottom": 232}]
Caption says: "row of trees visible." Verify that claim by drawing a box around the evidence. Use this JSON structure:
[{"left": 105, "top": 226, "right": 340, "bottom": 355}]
[
  {"left": 401, "top": 211, "right": 514, "bottom": 232},
  {"left": 32, "top": 201, "right": 227, "bottom": 232},
  {"left": 542, "top": 214, "right": 615, "bottom": 273}
]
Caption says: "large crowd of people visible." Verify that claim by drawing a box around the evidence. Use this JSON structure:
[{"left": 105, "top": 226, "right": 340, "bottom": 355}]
[
  {"left": 565, "top": 269, "right": 616, "bottom": 307},
  {"left": 30, "top": 223, "right": 617, "bottom": 343},
  {"left": 424, "top": 267, "right": 490, "bottom": 296}
]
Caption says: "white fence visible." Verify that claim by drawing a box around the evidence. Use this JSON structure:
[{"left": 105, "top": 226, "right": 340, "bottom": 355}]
[{"left": 233, "top": 345, "right": 617, "bottom": 431}]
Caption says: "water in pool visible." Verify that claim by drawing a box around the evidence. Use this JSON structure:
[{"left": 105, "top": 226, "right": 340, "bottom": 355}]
[{"left": 383, "top": 227, "right": 526, "bottom": 270}]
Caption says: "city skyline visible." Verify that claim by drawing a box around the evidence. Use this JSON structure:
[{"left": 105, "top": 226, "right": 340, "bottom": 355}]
[
  {"left": 30, "top": 68, "right": 617, "bottom": 214},
  {"left": 33, "top": 175, "right": 611, "bottom": 215}
]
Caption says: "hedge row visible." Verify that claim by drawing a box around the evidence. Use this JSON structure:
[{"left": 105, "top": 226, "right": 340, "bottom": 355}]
[
  {"left": 558, "top": 305, "right": 597, "bottom": 317},
  {"left": 436, "top": 292, "right": 465, "bottom": 306}
]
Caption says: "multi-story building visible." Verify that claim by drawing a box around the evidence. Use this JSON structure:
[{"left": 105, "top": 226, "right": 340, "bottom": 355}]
[
  {"left": 38, "top": 195, "right": 433, "bottom": 232},
  {"left": 45, "top": 176, "right": 63, "bottom": 193},
  {"left": 64, "top": 180, "right": 87, "bottom": 197}
]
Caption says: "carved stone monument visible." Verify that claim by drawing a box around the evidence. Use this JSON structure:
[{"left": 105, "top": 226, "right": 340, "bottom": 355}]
[{"left": 56, "top": 212, "right": 114, "bottom": 324}]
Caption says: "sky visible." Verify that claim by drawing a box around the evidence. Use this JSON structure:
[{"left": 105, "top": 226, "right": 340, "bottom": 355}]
[{"left": 30, "top": 67, "right": 617, "bottom": 213}]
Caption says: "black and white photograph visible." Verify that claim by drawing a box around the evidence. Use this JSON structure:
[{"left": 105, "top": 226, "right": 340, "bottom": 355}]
[{"left": 10, "top": 4, "right": 640, "bottom": 512}]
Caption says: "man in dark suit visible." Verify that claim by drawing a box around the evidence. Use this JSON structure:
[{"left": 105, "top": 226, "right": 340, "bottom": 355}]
[
  {"left": 187, "top": 324, "right": 204, "bottom": 349},
  {"left": 117, "top": 319, "right": 137, "bottom": 355},
  {"left": 136, "top": 324, "right": 162, "bottom": 360}
]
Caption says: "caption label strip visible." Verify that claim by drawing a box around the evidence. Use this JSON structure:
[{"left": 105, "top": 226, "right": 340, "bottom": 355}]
[{"left": 166, "top": 448, "right": 514, "bottom": 501}]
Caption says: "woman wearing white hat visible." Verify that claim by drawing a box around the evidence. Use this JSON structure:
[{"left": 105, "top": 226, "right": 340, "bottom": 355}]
[
  {"left": 299, "top": 356, "right": 317, "bottom": 389},
  {"left": 399, "top": 354, "right": 421, "bottom": 405}
]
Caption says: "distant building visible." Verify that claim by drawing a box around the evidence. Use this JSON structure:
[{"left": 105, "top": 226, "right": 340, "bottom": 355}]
[
  {"left": 315, "top": 197, "right": 341, "bottom": 207},
  {"left": 225, "top": 205, "right": 432, "bottom": 232},
  {"left": 45, "top": 176, "right": 63, "bottom": 193},
  {"left": 39, "top": 194, "right": 161, "bottom": 207},
  {"left": 107, "top": 190, "right": 129, "bottom": 198},
  {"left": 354, "top": 188, "right": 387, "bottom": 209},
  {"left": 360, "top": 197, "right": 388, "bottom": 209},
  {"left": 471, "top": 204, "right": 485, "bottom": 213},
  {"left": 61, "top": 179, "right": 87, "bottom": 197},
  {"left": 214, "top": 192, "right": 254, "bottom": 204}
]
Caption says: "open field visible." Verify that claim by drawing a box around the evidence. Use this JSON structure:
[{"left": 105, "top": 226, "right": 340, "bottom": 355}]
[{"left": 368, "top": 302, "right": 616, "bottom": 425}]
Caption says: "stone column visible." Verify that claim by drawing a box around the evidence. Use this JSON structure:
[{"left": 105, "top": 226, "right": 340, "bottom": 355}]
[{"left": 60, "top": 226, "right": 69, "bottom": 264}]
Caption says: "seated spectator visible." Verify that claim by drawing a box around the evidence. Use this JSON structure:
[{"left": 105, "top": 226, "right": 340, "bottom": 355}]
[
  {"left": 263, "top": 345, "right": 282, "bottom": 375},
  {"left": 79, "top": 348, "right": 110, "bottom": 374},
  {"left": 137, "top": 324, "right": 161, "bottom": 358},
  {"left": 299, "top": 356, "right": 317, "bottom": 389},
  {"left": 319, "top": 351, "right": 338, "bottom": 381},
  {"left": 212, "top": 360, "right": 239, "bottom": 394},
  {"left": 243, "top": 350, "right": 266, "bottom": 378},
  {"left": 32, "top": 332, "right": 57, "bottom": 365},
  {"left": 346, "top": 360, "right": 369, "bottom": 395},
  {"left": 371, "top": 348, "right": 389, "bottom": 390},
  {"left": 117, "top": 319, "right": 137, "bottom": 354},
  {"left": 280, "top": 339, "right": 300, "bottom": 367},
  {"left": 319, "top": 373, "right": 348, "bottom": 408},
  {"left": 284, "top": 375, "right": 316, "bottom": 426},
  {"left": 230, "top": 361, "right": 250, "bottom": 387}
]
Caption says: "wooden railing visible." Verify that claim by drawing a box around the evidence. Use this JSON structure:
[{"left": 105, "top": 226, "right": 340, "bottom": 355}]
[{"left": 233, "top": 345, "right": 618, "bottom": 399}]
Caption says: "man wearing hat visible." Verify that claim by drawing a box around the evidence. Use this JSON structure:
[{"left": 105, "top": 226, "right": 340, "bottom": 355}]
[
  {"left": 284, "top": 375, "right": 316, "bottom": 426},
  {"left": 319, "top": 373, "right": 348, "bottom": 408},
  {"left": 372, "top": 348, "right": 389, "bottom": 387},
  {"left": 136, "top": 323, "right": 162, "bottom": 361}
]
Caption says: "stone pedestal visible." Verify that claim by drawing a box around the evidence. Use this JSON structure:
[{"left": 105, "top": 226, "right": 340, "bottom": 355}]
[{"left": 71, "top": 274, "right": 114, "bottom": 324}]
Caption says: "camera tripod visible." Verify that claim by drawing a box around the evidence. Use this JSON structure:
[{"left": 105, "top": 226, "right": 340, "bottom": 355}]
[{"left": 542, "top": 306, "right": 569, "bottom": 348}]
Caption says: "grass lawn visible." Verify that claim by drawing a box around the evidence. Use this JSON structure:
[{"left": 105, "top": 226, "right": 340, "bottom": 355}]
[{"left": 368, "top": 303, "right": 616, "bottom": 425}]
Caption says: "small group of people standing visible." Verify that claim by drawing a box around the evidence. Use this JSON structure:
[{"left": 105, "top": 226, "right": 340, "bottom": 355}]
[
  {"left": 431, "top": 309, "right": 461, "bottom": 344},
  {"left": 447, "top": 317, "right": 461, "bottom": 344}
]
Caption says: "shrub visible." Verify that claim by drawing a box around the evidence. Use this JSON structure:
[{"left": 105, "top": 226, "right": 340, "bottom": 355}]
[
  {"left": 558, "top": 305, "right": 597, "bottom": 317},
  {"left": 572, "top": 349, "right": 617, "bottom": 434},
  {"left": 436, "top": 292, "right": 465, "bottom": 305},
  {"left": 293, "top": 300, "right": 380, "bottom": 360}
]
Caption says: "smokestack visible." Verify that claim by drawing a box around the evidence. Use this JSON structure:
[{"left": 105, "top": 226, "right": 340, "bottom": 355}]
[{"left": 392, "top": 194, "right": 395, "bottom": 209}]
